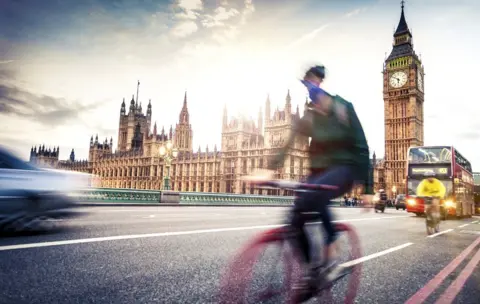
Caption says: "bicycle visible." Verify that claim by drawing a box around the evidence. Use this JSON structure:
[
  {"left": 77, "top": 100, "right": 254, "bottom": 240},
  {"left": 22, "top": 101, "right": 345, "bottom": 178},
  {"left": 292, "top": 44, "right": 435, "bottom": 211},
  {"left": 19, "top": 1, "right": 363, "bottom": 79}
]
[
  {"left": 218, "top": 179, "right": 363, "bottom": 304},
  {"left": 422, "top": 196, "right": 441, "bottom": 235}
]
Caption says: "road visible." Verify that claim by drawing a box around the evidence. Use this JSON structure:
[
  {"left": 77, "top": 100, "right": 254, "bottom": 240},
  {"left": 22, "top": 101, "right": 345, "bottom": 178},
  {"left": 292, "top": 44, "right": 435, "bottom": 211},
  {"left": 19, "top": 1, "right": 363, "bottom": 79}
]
[{"left": 0, "top": 206, "right": 479, "bottom": 304}]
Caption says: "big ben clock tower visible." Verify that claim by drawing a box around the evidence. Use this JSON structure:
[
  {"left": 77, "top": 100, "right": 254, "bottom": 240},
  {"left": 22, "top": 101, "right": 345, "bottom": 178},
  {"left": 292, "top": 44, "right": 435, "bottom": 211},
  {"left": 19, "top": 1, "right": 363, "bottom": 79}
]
[{"left": 383, "top": 1, "right": 424, "bottom": 197}]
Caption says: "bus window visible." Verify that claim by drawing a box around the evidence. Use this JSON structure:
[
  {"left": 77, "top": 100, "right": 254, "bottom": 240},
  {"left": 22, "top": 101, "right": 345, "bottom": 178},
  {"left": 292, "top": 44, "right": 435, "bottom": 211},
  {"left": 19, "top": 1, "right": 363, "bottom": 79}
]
[
  {"left": 408, "top": 147, "right": 452, "bottom": 164},
  {"left": 455, "top": 151, "right": 472, "bottom": 172}
]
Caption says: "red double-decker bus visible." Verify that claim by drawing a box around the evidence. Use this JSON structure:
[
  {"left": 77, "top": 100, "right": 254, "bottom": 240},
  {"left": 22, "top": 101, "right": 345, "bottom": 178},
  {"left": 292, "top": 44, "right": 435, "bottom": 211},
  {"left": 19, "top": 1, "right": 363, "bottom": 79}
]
[{"left": 405, "top": 146, "right": 474, "bottom": 219}]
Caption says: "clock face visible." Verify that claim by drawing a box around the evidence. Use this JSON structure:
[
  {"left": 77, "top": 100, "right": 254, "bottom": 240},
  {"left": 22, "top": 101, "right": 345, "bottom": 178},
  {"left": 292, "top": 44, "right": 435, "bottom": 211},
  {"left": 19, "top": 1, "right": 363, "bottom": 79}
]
[
  {"left": 417, "top": 70, "right": 423, "bottom": 92},
  {"left": 389, "top": 71, "right": 408, "bottom": 88}
]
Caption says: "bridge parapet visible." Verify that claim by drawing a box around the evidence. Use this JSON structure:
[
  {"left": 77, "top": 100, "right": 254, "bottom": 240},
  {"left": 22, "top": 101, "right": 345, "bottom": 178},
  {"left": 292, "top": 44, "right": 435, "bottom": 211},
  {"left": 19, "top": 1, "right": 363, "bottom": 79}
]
[{"left": 77, "top": 188, "right": 342, "bottom": 206}]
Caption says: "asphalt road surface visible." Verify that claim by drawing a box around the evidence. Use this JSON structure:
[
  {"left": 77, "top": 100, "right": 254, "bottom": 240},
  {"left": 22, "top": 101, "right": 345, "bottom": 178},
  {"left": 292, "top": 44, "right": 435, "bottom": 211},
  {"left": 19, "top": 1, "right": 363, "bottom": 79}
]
[{"left": 0, "top": 206, "right": 479, "bottom": 304}]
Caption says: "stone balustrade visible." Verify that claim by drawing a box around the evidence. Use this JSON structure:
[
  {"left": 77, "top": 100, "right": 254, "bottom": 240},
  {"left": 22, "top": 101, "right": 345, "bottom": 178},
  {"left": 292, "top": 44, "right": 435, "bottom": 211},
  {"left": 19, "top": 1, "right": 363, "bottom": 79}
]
[
  {"left": 180, "top": 192, "right": 294, "bottom": 205},
  {"left": 76, "top": 188, "right": 343, "bottom": 206}
]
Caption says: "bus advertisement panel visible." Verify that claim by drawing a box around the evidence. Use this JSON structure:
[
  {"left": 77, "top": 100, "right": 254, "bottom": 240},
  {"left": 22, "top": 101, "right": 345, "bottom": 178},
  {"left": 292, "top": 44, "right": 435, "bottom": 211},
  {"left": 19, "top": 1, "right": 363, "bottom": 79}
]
[{"left": 406, "top": 146, "right": 474, "bottom": 218}]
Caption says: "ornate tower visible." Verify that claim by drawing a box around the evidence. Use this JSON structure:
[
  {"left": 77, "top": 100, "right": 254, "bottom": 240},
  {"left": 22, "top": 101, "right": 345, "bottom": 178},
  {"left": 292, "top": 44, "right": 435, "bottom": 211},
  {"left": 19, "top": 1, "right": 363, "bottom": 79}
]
[
  {"left": 383, "top": 1, "right": 425, "bottom": 196},
  {"left": 173, "top": 91, "right": 193, "bottom": 153},
  {"left": 117, "top": 81, "right": 150, "bottom": 152}
]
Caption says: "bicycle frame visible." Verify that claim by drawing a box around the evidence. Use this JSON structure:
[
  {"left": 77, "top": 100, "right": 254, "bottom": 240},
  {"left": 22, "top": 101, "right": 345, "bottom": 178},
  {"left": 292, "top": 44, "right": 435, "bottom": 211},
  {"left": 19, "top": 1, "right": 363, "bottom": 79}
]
[
  {"left": 219, "top": 179, "right": 362, "bottom": 303},
  {"left": 218, "top": 219, "right": 362, "bottom": 304}
]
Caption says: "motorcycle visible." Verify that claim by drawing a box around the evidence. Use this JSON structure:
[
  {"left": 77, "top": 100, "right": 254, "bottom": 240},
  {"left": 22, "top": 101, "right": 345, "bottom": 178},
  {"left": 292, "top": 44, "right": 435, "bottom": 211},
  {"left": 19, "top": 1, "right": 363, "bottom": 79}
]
[
  {"left": 423, "top": 196, "right": 441, "bottom": 235},
  {"left": 373, "top": 192, "right": 386, "bottom": 213}
]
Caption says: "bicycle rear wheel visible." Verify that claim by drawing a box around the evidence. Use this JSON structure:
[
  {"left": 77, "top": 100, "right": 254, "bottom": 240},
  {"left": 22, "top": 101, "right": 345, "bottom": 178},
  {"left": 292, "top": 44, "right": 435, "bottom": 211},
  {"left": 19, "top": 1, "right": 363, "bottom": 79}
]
[{"left": 218, "top": 227, "right": 302, "bottom": 304}]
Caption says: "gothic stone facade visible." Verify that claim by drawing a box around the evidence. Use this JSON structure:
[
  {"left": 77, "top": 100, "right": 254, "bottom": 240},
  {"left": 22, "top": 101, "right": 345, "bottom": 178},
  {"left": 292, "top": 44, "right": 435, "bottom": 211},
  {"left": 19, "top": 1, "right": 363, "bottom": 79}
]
[{"left": 34, "top": 88, "right": 310, "bottom": 195}]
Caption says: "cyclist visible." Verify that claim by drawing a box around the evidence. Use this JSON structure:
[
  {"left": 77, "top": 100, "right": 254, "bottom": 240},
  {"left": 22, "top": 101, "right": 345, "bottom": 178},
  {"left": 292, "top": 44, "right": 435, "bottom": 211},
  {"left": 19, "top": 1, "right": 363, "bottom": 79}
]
[
  {"left": 417, "top": 172, "right": 444, "bottom": 229},
  {"left": 416, "top": 172, "right": 446, "bottom": 198},
  {"left": 267, "top": 65, "right": 373, "bottom": 293}
]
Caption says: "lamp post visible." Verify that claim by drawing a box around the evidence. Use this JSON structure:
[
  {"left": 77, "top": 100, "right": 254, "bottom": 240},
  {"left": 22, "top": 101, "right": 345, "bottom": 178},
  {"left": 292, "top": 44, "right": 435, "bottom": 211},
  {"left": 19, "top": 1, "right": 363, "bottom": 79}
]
[
  {"left": 392, "top": 185, "right": 397, "bottom": 200},
  {"left": 159, "top": 141, "right": 178, "bottom": 190}
]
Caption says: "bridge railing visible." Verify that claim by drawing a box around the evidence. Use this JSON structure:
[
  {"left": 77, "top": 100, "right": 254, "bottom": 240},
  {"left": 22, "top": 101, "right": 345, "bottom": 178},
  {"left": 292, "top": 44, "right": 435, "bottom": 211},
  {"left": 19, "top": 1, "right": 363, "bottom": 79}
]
[{"left": 76, "top": 188, "right": 343, "bottom": 206}]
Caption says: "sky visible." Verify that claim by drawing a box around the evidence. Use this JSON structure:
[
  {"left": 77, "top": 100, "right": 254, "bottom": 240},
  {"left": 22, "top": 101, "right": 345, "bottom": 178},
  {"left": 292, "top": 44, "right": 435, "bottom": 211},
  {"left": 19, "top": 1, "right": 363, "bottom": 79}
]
[{"left": 0, "top": 0, "right": 479, "bottom": 169}]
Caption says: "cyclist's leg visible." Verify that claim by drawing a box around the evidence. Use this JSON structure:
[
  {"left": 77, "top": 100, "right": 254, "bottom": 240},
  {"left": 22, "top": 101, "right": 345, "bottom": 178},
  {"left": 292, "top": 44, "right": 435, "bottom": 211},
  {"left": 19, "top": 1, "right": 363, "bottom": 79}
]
[
  {"left": 290, "top": 174, "right": 317, "bottom": 265},
  {"left": 304, "top": 166, "right": 355, "bottom": 266},
  {"left": 290, "top": 203, "right": 310, "bottom": 264}
]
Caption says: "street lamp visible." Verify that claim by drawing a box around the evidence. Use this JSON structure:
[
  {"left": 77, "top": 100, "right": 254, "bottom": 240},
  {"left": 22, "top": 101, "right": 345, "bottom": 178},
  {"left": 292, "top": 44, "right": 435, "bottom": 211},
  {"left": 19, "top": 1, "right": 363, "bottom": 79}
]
[
  {"left": 392, "top": 185, "right": 397, "bottom": 199},
  {"left": 159, "top": 141, "right": 178, "bottom": 190}
]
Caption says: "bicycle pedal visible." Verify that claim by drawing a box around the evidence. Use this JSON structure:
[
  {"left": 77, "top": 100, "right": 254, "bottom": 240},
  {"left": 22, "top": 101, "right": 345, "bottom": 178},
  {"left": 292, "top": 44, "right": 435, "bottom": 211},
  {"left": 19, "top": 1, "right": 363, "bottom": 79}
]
[{"left": 326, "top": 266, "right": 353, "bottom": 283}]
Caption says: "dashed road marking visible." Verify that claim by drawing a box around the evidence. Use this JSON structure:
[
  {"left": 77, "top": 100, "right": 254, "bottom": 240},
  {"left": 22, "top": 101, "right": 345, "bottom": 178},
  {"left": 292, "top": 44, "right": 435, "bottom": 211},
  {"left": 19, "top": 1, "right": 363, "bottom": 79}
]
[
  {"left": 0, "top": 215, "right": 409, "bottom": 252},
  {"left": 427, "top": 229, "right": 454, "bottom": 238},
  {"left": 341, "top": 242, "right": 414, "bottom": 267},
  {"left": 458, "top": 224, "right": 470, "bottom": 228},
  {"left": 459, "top": 230, "right": 480, "bottom": 235}
]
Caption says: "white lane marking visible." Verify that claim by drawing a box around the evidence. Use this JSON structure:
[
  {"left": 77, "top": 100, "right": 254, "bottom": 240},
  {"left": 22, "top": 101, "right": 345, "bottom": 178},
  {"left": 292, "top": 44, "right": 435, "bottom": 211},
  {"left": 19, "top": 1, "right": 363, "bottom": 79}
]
[
  {"left": 341, "top": 242, "right": 414, "bottom": 267},
  {"left": 459, "top": 230, "right": 480, "bottom": 235},
  {"left": 472, "top": 220, "right": 479, "bottom": 224},
  {"left": 142, "top": 215, "right": 156, "bottom": 219},
  {"left": 0, "top": 215, "right": 409, "bottom": 252},
  {"left": 427, "top": 229, "right": 454, "bottom": 238},
  {"left": 458, "top": 224, "right": 470, "bottom": 228}
]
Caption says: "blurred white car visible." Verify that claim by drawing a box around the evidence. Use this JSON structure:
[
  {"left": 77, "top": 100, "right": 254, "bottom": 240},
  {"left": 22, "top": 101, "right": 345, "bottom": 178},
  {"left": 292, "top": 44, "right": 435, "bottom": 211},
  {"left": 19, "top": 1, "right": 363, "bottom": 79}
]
[{"left": 0, "top": 147, "right": 91, "bottom": 232}]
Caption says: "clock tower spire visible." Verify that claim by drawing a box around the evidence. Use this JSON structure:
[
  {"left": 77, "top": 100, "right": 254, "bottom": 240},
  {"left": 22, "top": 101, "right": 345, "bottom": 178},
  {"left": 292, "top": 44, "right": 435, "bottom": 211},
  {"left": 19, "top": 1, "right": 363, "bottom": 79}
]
[{"left": 382, "top": 1, "right": 425, "bottom": 197}]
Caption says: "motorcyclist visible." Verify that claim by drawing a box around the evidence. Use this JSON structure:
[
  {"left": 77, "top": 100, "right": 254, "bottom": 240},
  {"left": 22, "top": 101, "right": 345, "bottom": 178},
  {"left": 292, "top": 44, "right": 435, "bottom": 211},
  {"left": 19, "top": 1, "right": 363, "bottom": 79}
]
[{"left": 267, "top": 65, "right": 373, "bottom": 292}]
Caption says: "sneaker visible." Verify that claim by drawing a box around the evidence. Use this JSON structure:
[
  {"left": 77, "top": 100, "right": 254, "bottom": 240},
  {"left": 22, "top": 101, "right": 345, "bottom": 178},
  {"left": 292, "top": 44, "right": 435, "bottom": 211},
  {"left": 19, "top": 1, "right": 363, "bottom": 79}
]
[{"left": 325, "top": 264, "right": 353, "bottom": 283}]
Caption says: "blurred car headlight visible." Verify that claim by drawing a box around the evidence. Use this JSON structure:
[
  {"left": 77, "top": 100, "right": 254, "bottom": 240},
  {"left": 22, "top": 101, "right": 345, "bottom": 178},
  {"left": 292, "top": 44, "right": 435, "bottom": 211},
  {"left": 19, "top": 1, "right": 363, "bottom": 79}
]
[{"left": 445, "top": 200, "right": 455, "bottom": 208}]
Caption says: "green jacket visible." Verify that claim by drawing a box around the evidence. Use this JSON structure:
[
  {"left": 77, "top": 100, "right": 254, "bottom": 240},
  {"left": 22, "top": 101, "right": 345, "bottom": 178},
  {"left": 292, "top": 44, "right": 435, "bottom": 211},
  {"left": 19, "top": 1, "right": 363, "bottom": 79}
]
[{"left": 272, "top": 95, "right": 373, "bottom": 194}]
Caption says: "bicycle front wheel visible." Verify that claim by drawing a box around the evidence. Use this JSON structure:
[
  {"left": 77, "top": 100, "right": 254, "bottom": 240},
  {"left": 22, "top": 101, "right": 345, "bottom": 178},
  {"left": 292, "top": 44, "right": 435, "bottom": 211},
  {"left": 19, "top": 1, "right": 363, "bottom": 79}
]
[
  {"left": 218, "top": 227, "right": 302, "bottom": 304},
  {"left": 313, "top": 222, "right": 363, "bottom": 304}
]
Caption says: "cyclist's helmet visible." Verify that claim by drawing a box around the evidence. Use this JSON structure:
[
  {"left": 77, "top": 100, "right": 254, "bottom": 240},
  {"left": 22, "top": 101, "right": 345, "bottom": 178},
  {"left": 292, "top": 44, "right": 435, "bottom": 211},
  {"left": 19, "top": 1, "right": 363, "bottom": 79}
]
[{"left": 306, "top": 65, "right": 326, "bottom": 80}]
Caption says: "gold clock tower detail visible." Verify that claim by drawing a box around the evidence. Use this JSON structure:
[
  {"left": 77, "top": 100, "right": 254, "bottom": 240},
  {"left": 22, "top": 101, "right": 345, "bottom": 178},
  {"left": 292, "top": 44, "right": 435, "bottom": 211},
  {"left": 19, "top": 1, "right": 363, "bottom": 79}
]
[{"left": 383, "top": 1, "right": 424, "bottom": 197}]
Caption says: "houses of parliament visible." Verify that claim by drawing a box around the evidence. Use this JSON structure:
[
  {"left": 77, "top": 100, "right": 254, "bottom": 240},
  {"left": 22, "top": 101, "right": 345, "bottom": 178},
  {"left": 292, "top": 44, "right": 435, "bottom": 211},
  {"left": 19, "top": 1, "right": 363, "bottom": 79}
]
[{"left": 29, "top": 3, "right": 425, "bottom": 197}]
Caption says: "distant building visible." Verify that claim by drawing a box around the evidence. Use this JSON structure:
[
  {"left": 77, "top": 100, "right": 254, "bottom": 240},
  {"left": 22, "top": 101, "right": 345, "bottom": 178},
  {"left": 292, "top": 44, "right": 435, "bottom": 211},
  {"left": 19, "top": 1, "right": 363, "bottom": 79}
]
[
  {"left": 29, "top": 145, "right": 60, "bottom": 168},
  {"left": 474, "top": 172, "right": 480, "bottom": 197},
  {"left": 30, "top": 84, "right": 312, "bottom": 194}
]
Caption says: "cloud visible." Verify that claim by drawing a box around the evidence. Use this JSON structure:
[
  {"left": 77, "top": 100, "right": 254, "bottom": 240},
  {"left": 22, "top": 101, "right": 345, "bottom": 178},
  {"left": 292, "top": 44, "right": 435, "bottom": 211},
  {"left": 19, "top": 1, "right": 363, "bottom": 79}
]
[
  {"left": 0, "top": 83, "right": 99, "bottom": 127},
  {"left": 202, "top": 6, "right": 240, "bottom": 28},
  {"left": 177, "top": 0, "right": 203, "bottom": 11},
  {"left": 171, "top": 20, "right": 199, "bottom": 37},
  {"left": 212, "top": 26, "right": 239, "bottom": 43},
  {"left": 345, "top": 8, "right": 361, "bottom": 18},
  {"left": 286, "top": 24, "right": 331, "bottom": 50},
  {"left": 175, "top": 9, "right": 198, "bottom": 20},
  {"left": 285, "top": 6, "right": 367, "bottom": 51},
  {"left": 0, "top": 68, "right": 14, "bottom": 80},
  {"left": 240, "top": 0, "right": 255, "bottom": 24}
]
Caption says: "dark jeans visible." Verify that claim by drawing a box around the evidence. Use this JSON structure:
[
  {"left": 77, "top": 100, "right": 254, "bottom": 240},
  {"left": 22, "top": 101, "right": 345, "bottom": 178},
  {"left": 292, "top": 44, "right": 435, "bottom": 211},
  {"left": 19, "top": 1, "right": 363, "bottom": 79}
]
[{"left": 290, "top": 165, "right": 356, "bottom": 264}]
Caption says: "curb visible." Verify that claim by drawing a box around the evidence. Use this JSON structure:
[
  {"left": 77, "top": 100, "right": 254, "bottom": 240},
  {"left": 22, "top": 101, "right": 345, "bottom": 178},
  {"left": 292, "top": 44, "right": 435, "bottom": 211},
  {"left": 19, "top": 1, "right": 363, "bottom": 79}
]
[
  {"left": 79, "top": 202, "right": 397, "bottom": 208},
  {"left": 79, "top": 203, "right": 292, "bottom": 207}
]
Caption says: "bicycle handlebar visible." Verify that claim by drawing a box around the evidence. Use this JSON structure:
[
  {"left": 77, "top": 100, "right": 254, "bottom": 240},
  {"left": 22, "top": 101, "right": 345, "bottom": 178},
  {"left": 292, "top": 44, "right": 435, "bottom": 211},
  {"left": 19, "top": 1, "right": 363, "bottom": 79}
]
[{"left": 249, "top": 179, "right": 338, "bottom": 191}]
